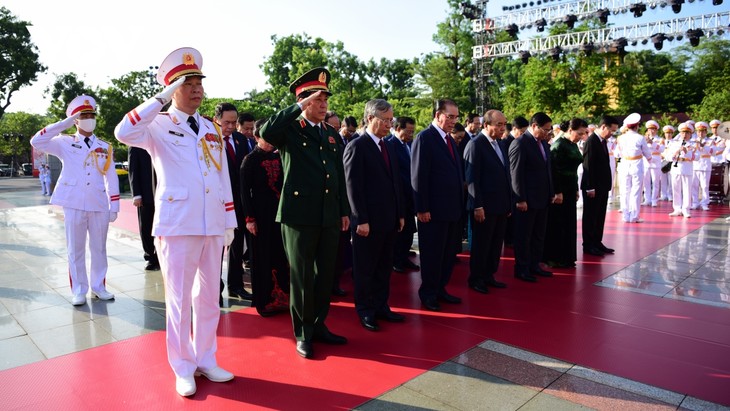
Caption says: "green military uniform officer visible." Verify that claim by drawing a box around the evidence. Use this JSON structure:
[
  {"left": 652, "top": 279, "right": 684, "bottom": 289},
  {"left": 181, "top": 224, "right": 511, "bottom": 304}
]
[{"left": 260, "top": 67, "right": 351, "bottom": 359}]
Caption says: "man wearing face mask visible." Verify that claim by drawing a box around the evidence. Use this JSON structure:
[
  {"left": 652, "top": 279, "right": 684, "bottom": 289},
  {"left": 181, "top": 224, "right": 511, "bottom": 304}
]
[
  {"left": 115, "top": 47, "right": 237, "bottom": 397},
  {"left": 30, "top": 95, "right": 120, "bottom": 306}
]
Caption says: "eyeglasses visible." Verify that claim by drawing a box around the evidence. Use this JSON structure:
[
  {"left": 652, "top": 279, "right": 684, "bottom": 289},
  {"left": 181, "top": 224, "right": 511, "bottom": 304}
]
[
  {"left": 375, "top": 116, "right": 394, "bottom": 125},
  {"left": 541, "top": 126, "right": 553, "bottom": 133},
  {"left": 440, "top": 112, "right": 459, "bottom": 121}
]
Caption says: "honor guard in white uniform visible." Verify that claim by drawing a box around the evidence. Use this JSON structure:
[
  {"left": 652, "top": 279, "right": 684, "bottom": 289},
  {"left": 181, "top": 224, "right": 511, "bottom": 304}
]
[
  {"left": 691, "top": 121, "right": 713, "bottom": 210},
  {"left": 642, "top": 120, "right": 663, "bottom": 207},
  {"left": 30, "top": 96, "right": 119, "bottom": 306},
  {"left": 709, "top": 119, "right": 725, "bottom": 164},
  {"left": 660, "top": 125, "right": 676, "bottom": 201},
  {"left": 115, "top": 47, "right": 236, "bottom": 397},
  {"left": 615, "top": 113, "right": 652, "bottom": 222},
  {"left": 39, "top": 163, "right": 49, "bottom": 195},
  {"left": 666, "top": 122, "right": 696, "bottom": 218},
  {"left": 606, "top": 134, "right": 618, "bottom": 203}
]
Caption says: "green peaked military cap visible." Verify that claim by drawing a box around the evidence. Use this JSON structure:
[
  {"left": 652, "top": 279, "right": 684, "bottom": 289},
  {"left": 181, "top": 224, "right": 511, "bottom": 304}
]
[{"left": 289, "top": 67, "right": 332, "bottom": 97}]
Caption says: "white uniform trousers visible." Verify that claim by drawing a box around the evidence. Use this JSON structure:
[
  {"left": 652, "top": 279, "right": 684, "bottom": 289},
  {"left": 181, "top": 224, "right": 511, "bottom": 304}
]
[
  {"left": 691, "top": 170, "right": 710, "bottom": 208},
  {"left": 576, "top": 164, "right": 584, "bottom": 207},
  {"left": 63, "top": 207, "right": 110, "bottom": 297},
  {"left": 156, "top": 235, "right": 224, "bottom": 378},
  {"left": 671, "top": 173, "right": 692, "bottom": 214},
  {"left": 643, "top": 167, "right": 661, "bottom": 205},
  {"left": 618, "top": 160, "right": 644, "bottom": 221},
  {"left": 608, "top": 156, "right": 617, "bottom": 201},
  {"left": 660, "top": 172, "right": 672, "bottom": 200}
]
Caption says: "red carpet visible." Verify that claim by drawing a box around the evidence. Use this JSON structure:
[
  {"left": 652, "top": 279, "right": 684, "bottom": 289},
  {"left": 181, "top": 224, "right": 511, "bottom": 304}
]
[{"left": 2, "top": 202, "right": 729, "bottom": 409}]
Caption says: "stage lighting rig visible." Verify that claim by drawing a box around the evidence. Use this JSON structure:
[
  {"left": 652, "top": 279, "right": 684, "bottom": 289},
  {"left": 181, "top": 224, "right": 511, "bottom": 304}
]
[
  {"left": 519, "top": 50, "right": 532, "bottom": 63},
  {"left": 687, "top": 28, "right": 704, "bottom": 46},
  {"left": 630, "top": 3, "right": 647, "bottom": 17},
  {"left": 563, "top": 14, "right": 578, "bottom": 28},
  {"left": 669, "top": 0, "right": 684, "bottom": 13},
  {"left": 651, "top": 33, "right": 667, "bottom": 49}
]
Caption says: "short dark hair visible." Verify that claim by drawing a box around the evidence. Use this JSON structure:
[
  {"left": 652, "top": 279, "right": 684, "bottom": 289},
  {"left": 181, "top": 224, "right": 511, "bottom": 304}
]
[
  {"left": 395, "top": 116, "right": 415, "bottom": 130},
  {"left": 598, "top": 115, "right": 620, "bottom": 127},
  {"left": 214, "top": 102, "right": 237, "bottom": 119},
  {"left": 567, "top": 118, "right": 588, "bottom": 131},
  {"left": 512, "top": 116, "right": 529, "bottom": 129},
  {"left": 530, "top": 112, "right": 552, "bottom": 128},
  {"left": 237, "top": 112, "right": 255, "bottom": 125},
  {"left": 453, "top": 122, "right": 466, "bottom": 132},
  {"left": 467, "top": 113, "right": 480, "bottom": 123},
  {"left": 343, "top": 116, "right": 358, "bottom": 128},
  {"left": 433, "top": 99, "right": 458, "bottom": 118},
  {"left": 325, "top": 111, "right": 338, "bottom": 122},
  {"left": 253, "top": 119, "right": 266, "bottom": 138}
]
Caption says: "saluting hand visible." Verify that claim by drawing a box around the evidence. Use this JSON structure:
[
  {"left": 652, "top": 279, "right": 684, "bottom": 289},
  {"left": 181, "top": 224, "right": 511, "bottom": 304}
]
[
  {"left": 155, "top": 76, "right": 186, "bottom": 106},
  {"left": 298, "top": 90, "right": 323, "bottom": 111}
]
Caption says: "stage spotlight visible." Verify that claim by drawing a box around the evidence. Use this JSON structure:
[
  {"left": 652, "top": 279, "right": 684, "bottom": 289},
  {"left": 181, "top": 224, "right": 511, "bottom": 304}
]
[
  {"left": 676, "top": 34, "right": 684, "bottom": 40},
  {"left": 651, "top": 33, "right": 666, "bottom": 50},
  {"left": 713, "top": 0, "right": 723, "bottom": 4},
  {"left": 717, "top": 29, "right": 725, "bottom": 35},
  {"left": 610, "top": 37, "right": 628, "bottom": 56},
  {"left": 506, "top": 24, "right": 519, "bottom": 38},
  {"left": 630, "top": 3, "right": 647, "bottom": 17},
  {"left": 519, "top": 51, "right": 531, "bottom": 64},
  {"left": 669, "top": 0, "right": 684, "bottom": 13},
  {"left": 687, "top": 28, "right": 704, "bottom": 46},
  {"left": 595, "top": 9, "right": 610, "bottom": 24},
  {"left": 536, "top": 18, "right": 547, "bottom": 32},
  {"left": 642, "top": 38, "right": 648, "bottom": 45},
  {"left": 563, "top": 14, "right": 578, "bottom": 29},
  {"left": 548, "top": 46, "right": 562, "bottom": 61},
  {"left": 667, "top": 35, "right": 675, "bottom": 41},
  {"left": 631, "top": 40, "right": 638, "bottom": 46},
  {"left": 579, "top": 42, "right": 594, "bottom": 56}
]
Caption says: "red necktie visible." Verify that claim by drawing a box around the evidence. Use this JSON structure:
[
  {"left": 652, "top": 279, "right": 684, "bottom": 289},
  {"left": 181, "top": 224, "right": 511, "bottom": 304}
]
[
  {"left": 224, "top": 136, "right": 235, "bottom": 162},
  {"left": 445, "top": 134, "right": 455, "bottom": 159},
  {"left": 378, "top": 139, "right": 391, "bottom": 173}
]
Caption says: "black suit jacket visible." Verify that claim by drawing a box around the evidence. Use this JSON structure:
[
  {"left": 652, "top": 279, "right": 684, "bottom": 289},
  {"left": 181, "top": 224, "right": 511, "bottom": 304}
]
[
  {"left": 581, "top": 132, "right": 612, "bottom": 192},
  {"left": 222, "top": 131, "right": 248, "bottom": 226},
  {"left": 385, "top": 135, "right": 414, "bottom": 214},
  {"left": 411, "top": 124, "right": 465, "bottom": 222},
  {"left": 464, "top": 133, "right": 512, "bottom": 214},
  {"left": 128, "top": 146, "right": 155, "bottom": 205},
  {"left": 343, "top": 133, "right": 403, "bottom": 231},
  {"left": 508, "top": 130, "right": 553, "bottom": 210}
]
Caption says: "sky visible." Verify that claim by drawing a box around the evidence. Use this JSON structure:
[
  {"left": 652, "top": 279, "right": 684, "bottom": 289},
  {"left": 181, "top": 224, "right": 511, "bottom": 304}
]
[{"left": 4, "top": 0, "right": 727, "bottom": 115}]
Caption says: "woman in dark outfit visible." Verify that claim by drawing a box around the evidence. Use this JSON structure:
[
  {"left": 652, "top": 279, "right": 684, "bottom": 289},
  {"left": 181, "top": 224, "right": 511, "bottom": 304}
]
[
  {"left": 241, "top": 122, "right": 289, "bottom": 317},
  {"left": 543, "top": 118, "right": 588, "bottom": 268}
]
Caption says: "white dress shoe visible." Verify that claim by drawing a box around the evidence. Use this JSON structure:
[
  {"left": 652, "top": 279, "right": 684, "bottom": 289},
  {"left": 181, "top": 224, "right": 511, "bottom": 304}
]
[
  {"left": 195, "top": 366, "right": 234, "bottom": 382},
  {"left": 701, "top": 206, "right": 709, "bottom": 211},
  {"left": 668, "top": 211, "right": 681, "bottom": 217},
  {"left": 683, "top": 213, "right": 691, "bottom": 218},
  {"left": 176, "top": 375, "right": 196, "bottom": 396},
  {"left": 92, "top": 289, "right": 115, "bottom": 300},
  {"left": 71, "top": 294, "right": 86, "bottom": 306}
]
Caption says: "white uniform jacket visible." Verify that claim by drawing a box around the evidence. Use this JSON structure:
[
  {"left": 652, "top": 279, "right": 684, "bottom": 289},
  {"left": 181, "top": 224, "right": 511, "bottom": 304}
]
[
  {"left": 30, "top": 124, "right": 119, "bottom": 213},
  {"left": 664, "top": 140, "right": 695, "bottom": 176},
  {"left": 692, "top": 141, "right": 713, "bottom": 172},
  {"left": 115, "top": 99, "right": 236, "bottom": 237}
]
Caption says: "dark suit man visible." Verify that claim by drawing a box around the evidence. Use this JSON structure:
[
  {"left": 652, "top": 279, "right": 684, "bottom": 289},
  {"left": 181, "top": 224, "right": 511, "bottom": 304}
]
[
  {"left": 236, "top": 113, "right": 257, "bottom": 267},
  {"left": 581, "top": 116, "right": 620, "bottom": 256},
  {"left": 385, "top": 116, "right": 419, "bottom": 273},
  {"left": 458, "top": 113, "right": 481, "bottom": 155},
  {"left": 464, "top": 110, "right": 511, "bottom": 294},
  {"left": 128, "top": 146, "right": 158, "bottom": 271},
  {"left": 215, "top": 104, "right": 253, "bottom": 301},
  {"left": 260, "top": 68, "right": 350, "bottom": 359},
  {"left": 411, "top": 99, "right": 465, "bottom": 311},
  {"left": 501, "top": 116, "right": 529, "bottom": 248},
  {"left": 344, "top": 99, "right": 405, "bottom": 332},
  {"left": 509, "top": 112, "right": 555, "bottom": 282}
]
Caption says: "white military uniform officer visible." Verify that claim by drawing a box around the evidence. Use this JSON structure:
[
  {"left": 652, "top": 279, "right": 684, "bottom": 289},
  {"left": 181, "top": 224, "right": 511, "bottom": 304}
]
[
  {"left": 642, "top": 120, "right": 663, "bottom": 207},
  {"left": 666, "top": 122, "right": 696, "bottom": 218},
  {"left": 615, "top": 113, "right": 652, "bottom": 222},
  {"left": 115, "top": 47, "right": 236, "bottom": 397},
  {"left": 30, "top": 95, "right": 119, "bottom": 306},
  {"left": 691, "top": 121, "right": 713, "bottom": 210}
]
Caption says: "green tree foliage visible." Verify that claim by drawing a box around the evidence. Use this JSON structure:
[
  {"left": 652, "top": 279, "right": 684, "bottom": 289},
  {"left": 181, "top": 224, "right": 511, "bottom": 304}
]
[
  {"left": 0, "top": 7, "right": 47, "bottom": 121},
  {"left": 0, "top": 111, "right": 48, "bottom": 165}
]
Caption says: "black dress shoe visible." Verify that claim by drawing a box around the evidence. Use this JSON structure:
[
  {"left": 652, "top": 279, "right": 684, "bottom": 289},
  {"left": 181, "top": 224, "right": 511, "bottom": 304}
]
[
  {"left": 583, "top": 247, "right": 605, "bottom": 256},
  {"left": 332, "top": 288, "right": 347, "bottom": 296},
  {"left": 296, "top": 341, "right": 313, "bottom": 358},
  {"left": 439, "top": 292, "right": 462, "bottom": 304},
  {"left": 376, "top": 310, "right": 405, "bottom": 322},
  {"left": 257, "top": 307, "right": 285, "bottom": 317},
  {"left": 403, "top": 261, "right": 420, "bottom": 270},
  {"left": 598, "top": 243, "right": 615, "bottom": 254},
  {"left": 469, "top": 282, "right": 489, "bottom": 294},
  {"left": 485, "top": 278, "right": 507, "bottom": 288},
  {"left": 392, "top": 266, "right": 406, "bottom": 273},
  {"left": 408, "top": 251, "right": 417, "bottom": 257},
  {"left": 531, "top": 268, "right": 553, "bottom": 277},
  {"left": 359, "top": 316, "right": 380, "bottom": 331},
  {"left": 144, "top": 262, "right": 160, "bottom": 271},
  {"left": 313, "top": 330, "right": 348, "bottom": 345},
  {"left": 422, "top": 299, "right": 441, "bottom": 311},
  {"left": 514, "top": 272, "right": 538, "bottom": 283},
  {"left": 228, "top": 287, "right": 253, "bottom": 300}
]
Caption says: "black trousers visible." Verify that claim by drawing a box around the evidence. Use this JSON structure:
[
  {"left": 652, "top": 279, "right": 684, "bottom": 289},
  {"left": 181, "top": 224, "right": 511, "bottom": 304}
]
[
  {"left": 544, "top": 195, "right": 577, "bottom": 264},
  {"left": 225, "top": 227, "right": 246, "bottom": 290},
  {"left": 582, "top": 190, "right": 608, "bottom": 249},
  {"left": 513, "top": 207, "right": 548, "bottom": 275},
  {"left": 468, "top": 212, "right": 507, "bottom": 285},
  {"left": 250, "top": 220, "right": 289, "bottom": 311},
  {"left": 137, "top": 203, "right": 157, "bottom": 264},
  {"left": 352, "top": 228, "right": 397, "bottom": 318},
  {"left": 417, "top": 219, "right": 461, "bottom": 302}
]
